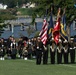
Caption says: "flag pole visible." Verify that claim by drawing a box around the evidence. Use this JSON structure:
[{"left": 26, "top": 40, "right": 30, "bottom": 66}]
[
  {"left": 60, "top": 33, "right": 66, "bottom": 40},
  {"left": 51, "top": 6, "right": 54, "bottom": 39},
  {"left": 51, "top": 6, "right": 53, "bottom": 37},
  {"left": 57, "top": 7, "right": 61, "bottom": 40},
  {"left": 45, "top": 6, "right": 48, "bottom": 21}
]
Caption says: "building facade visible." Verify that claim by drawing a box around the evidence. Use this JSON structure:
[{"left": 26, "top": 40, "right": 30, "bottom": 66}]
[{"left": 70, "top": 19, "right": 76, "bottom": 37}]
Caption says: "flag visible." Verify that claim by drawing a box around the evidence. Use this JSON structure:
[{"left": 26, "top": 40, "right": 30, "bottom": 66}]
[
  {"left": 60, "top": 8, "right": 67, "bottom": 40},
  {"left": 61, "top": 8, "right": 66, "bottom": 34},
  {"left": 52, "top": 8, "right": 61, "bottom": 44},
  {"left": 57, "top": 8, "right": 61, "bottom": 20},
  {"left": 53, "top": 31, "right": 60, "bottom": 44},
  {"left": 39, "top": 18, "right": 48, "bottom": 45},
  {"left": 48, "top": 12, "right": 53, "bottom": 37},
  {"left": 60, "top": 23, "right": 67, "bottom": 36},
  {"left": 62, "top": 13, "right": 66, "bottom": 31},
  {"left": 53, "top": 17, "right": 61, "bottom": 33},
  {"left": 53, "top": 17, "right": 61, "bottom": 44}
]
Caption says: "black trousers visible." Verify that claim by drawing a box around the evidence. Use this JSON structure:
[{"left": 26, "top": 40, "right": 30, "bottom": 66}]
[
  {"left": 11, "top": 49, "right": 17, "bottom": 59},
  {"left": 64, "top": 52, "right": 68, "bottom": 64},
  {"left": 43, "top": 50, "right": 48, "bottom": 64},
  {"left": 36, "top": 50, "right": 42, "bottom": 65},
  {"left": 50, "top": 51, "right": 55, "bottom": 64},
  {"left": 32, "top": 50, "right": 36, "bottom": 57},
  {"left": 7, "top": 49, "right": 11, "bottom": 57},
  {"left": 11, "top": 54, "right": 16, "bottom": 59},
  {"left": 70, "top": 49, "right": 75, "bottom": 63},
  {"left": 57, "top": 52, "right": 62, "bottom": 64},
  {"left": 28, "top": 49, "right": 32, "bottom": 59},
  {"left": 19, "top": 48, "right": 23, "bottom": 58},
  {"left": 0, "top": 49, "right": 5, "bottom": 57}
]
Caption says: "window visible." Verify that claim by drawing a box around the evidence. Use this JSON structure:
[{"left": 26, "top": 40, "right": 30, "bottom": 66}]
[
  {"left": 75, "top": 20, "right": 76, "bottom": 30},
  {"left": 73, "top": 20, "right": 76, "bottom": 30}
]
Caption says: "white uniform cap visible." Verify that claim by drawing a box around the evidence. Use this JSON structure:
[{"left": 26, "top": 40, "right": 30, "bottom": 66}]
[
  {"left": 52, "top": 38, "right": 54, "bottom": 40},
  {"left": 59, "top": 39, "right": 62, "bottom": 43},
  {"left": 64, "top": 40, "right": 68, "bottom": 43},
  {"left": 71, "top": 38, "right": 74, "bottom": 40},
  {"left": 37, "top": 37, "right": 40, "bottom": 39}
]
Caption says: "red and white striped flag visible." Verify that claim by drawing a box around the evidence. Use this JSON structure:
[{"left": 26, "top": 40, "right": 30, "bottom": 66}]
[{"left": 39, "top": 18, "right": 48, "bottom": 45}]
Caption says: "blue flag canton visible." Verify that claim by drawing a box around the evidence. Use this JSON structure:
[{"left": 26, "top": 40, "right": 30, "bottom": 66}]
[
  {"left": 48, "top": 13, "right": 54, "bottom": 37},
  {"left": 62, "top": 14, "right": 66, "bottom": 31}
]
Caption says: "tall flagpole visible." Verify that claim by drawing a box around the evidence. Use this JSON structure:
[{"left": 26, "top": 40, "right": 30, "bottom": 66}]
[
  {"left": 51, "top": 6, "right": 53, "bottom": 38},
  {"left": 57, "top": 7, "right": 61, "bottom": 34},
  {"left": 45, "top": 6, "right": 48, "bottom": 21},
  {"left": 12, "top": 24, "right": 14, "bottom": 37}
]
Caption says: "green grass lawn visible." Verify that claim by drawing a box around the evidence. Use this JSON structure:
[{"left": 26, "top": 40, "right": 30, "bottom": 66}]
[{"left": 0, "top": 58, "right": 76, "bottom": 75}]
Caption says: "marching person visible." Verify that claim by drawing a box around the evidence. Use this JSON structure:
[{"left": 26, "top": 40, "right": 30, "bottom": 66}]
[
  {"left": 31, "top": 37, "right": 36, "bottom": 59},
  {"left": 50, "top": 38, "right": 56, "bottom": 64},
  {"left": 36, "top": 37, "right": 43, "bottom": 65},
  {"left": 63, "top": 40, "right": 69, "bottom": 64},
  {"left": 18, "top": 37, "right": 23, "bottom": 58},
  {"left": 74, "top": 42, "right": 76, "bottom": 51},
  {"left": 27, "top": 39, "right": 33, "bottom": 59},
  {"left": 22, "top": 40, "right": 28, "bottom": 60},
  {"left": 11, "top": 39, "right": 17, "bottom": 59},
  {"left": 7, "top": 36, "right": 13, "bottom": 59},
  {"left": 69, "top": 38, "right": 75, "bottom": 64},
  {"left": 0, "top": 38, "right": 5, "bottom": 60},
  {"left": 43, "top": 43, "right": 48, "bottom": 64},
  {"left": 57, "top": 39, "right": 63, "bottom": 64}
]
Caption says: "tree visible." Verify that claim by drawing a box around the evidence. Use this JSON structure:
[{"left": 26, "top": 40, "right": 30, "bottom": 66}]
[
  {"left": 30, "top": 0, "right": 76, "bottom": 23},
  {"left": 30, "top": 0, "right": 76, "bottom": 40},
  {"left": 0, "top": 19, "right": 6, "bottom": 36},
  {"left": 0, "top": 0, "right": 30, "bottom": 8}
]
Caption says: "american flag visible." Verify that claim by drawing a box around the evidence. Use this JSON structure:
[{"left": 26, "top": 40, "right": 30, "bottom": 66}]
[{"left": 39, "top": 18, "right": 48, "bottom": 45}]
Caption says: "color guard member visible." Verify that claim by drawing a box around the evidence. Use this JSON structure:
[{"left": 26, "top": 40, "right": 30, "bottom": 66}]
[
  {"left": 69, "top": 38, "right": 75, "bottom": 63},
  {"left": 11, "top": 39, "right": 17, "bottom": 59},
  {"left": 0, "top": 38, "right": 5, "bottom": 60},
  {"left": 50, "top": 38, "right": 56, "bottom": 64},
  {"left": 18, "top": 37, "right": 23, "bottom": 58},
  {"left": 36, "top": 37, "right": 43, "bottom": 65},
  {"left": 43, "top": 43, "right": 48, "bottom": 64},
  {"left": 63, "top": 40, "right": 68, "bottom": 64},
  {"left": 22, "top": 41, "right": 28, "bottom": 60},
  {"left": 57, "top": 39, "right": 63, "bottom": 64}
]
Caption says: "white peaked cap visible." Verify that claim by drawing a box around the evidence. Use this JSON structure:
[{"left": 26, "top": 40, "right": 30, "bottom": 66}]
[
  {"left": 37, "top": 37, "right": 40, "bottom": 39},
  {"left": 59, "top": 39, "right": 62, "bottom": 42},
  {"left": 64, "top": 39, "right": 68, "bottom": 43},
  {"left": 71, "top": 38, "right": 74, "bottom": 40},
  {"left": 52, "top": 38, "right": 54, "bottom": 40}
]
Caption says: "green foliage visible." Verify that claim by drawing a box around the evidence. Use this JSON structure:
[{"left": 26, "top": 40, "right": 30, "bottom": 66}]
[
  {"left": 31, "top": 0, "right": 76, "bottom": 25},
  {"left": 0, "top": 24, "right": 6, "bottom": 36},
  {"left": 0, "top": 9, "right": 16, "bottom": 36},
  {"left": 34, "top": 31, "right": 40, "bottom": 37},
  {"left": 30, "top": 0, "right": 53, "bottom": 16},
  {"left": 31, "top": 12, "right": 36, "bottom": 25},
  {"left": 17, "top": 8, "right": 34, "bottom": 16},
  {"left": 0, "top": 0, "right": 30, "bottom": 8},
  {"left": 26, "top": 26, "right": 35, "bottom": 37},
  {"left": 0, "top": 14, "right": 16, "bottom": 20},
  {"left": 0, "top": 9, "right": 17, "bottom": 20}
]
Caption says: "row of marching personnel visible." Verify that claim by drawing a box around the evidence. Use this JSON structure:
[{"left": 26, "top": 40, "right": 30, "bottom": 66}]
[
  {"left": 0, "top": 36, "right": 76, "bottom": 65},
  {"left": 33, "top": 37, "right": 76, "bottom": 65}
]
